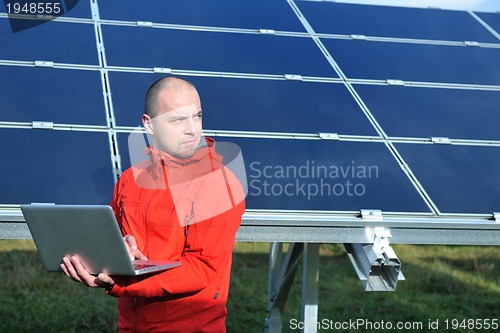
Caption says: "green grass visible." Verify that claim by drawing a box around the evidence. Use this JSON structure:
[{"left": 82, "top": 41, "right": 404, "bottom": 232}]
[
  {"left": 1, "top": 240, "right": 499, "bottom": 332},
  {"left": 0, "top": 240, "right": 117, "bottom": 333}
]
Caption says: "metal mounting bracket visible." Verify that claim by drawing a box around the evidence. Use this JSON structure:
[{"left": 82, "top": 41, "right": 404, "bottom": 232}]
[{"left": 344, "top": 227, "right": 404, "bottom": 291}]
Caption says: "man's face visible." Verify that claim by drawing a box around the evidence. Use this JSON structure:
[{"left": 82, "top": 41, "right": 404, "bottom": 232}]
[{"left": 143, "top": 87, "right": 203, "bottom": 159}]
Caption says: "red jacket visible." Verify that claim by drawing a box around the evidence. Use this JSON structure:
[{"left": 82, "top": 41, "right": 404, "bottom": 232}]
[{"left": 107, "top": 138, "right": 245, "bottom": 333}]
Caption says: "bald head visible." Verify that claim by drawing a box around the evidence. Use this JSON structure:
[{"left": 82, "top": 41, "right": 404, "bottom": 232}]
[
  {"left": 144, "top": 77, "right": 197, "bottom": 118},
  {"left": 142, "top": 76, "right": 203, "bottom": 158}
]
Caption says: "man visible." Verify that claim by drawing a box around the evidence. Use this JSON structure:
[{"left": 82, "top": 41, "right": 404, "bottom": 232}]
[{"left": 61, "top": 77, "right": 246, "bottom": 332}]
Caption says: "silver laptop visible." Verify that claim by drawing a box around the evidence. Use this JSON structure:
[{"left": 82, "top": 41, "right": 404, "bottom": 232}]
[{"left": 21, "top": 204, "right": 181, "bottom": 276}]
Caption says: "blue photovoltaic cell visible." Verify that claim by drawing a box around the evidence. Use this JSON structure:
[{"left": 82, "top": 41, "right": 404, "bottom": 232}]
[
  {"left": 61, "top": 0, "right": 92, "bottom": 19},
  {"left": 0, "top": 65, "right": 107, "bottom": 125},
  {"left": 102, "top": 26, "right": 336, "bottom": 77},
  {"left": 117, "top": 134, "right": 431, "bottom": 213},
  {"left": 395, "top": 143, "right": 500, "bottom": 214},
  {"left": 108, "top": 72, "right": 377, "bottom": 136},
  {"left": 322, "top": 39, "right": 500, "bottom": 85},
  {"left": 0, "top": 18, "right": 98, "bottom": 64},
  {"left": 296, "top": 1, "right": 499, "bottom": 43},
  {"left": 117, "top": 133, "right": 146, "bottom": 173},
  {"left": 476, "top": 12, "right": 500, "bottom": 36},
  {"left": 0, "top": 129, "right": 115, "bottom": 204},
  {"left": 116, "top": 133, "right": 144, "bottom": 172},
  {"left": 196, "top": 77, "right": 376, "bottom": 135},
  {"left": 98, "top": 0, "right": 305, "bottom": 32},
  {"left": 354, "top": 84, "right": 500, "bottom": 141},
  {"left": 107, "top": 71, "right": 151, "bottom": 128}
]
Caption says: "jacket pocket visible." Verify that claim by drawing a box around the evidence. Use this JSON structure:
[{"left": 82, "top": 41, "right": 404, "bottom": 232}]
[
  {"left": 145, "top": 207, "right": 185, "bottom": 259},
  {"left": 120, "top": 205, "right": 147, "bottom": 252},
  {"left": 140, "top": 297, "right": 194, "bottom": 326}
]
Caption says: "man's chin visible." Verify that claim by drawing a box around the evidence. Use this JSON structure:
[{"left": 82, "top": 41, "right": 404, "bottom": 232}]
[{"left": 173, "top": 147, "right": 198, "bottom": 160}]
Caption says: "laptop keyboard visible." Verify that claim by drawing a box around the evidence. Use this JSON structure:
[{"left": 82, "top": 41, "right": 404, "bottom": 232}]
[{"left": 133, "top": 263, "right": 156, "bottom": 269}]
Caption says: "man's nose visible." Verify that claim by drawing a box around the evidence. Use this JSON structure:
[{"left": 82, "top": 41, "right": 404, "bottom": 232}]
[{"left": 184, "top": 118, "right": 196, "bottom": 134}]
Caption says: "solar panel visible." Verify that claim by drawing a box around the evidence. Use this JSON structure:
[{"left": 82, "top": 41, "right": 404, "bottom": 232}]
[
  {"left": 0, "top": 128, "right": 114, "bottom": 204},
  {"left": 354, "top": 84, "right": 500, "bottom": 140},
  {"left": 396, "top": 143, "right": 500, "bottom": 214},
  {"left": 116, "top": 134, "right": 430, "bottom": 212},
  {"left": 1, "top": 0, "right": 500, "bottom": 219},
  {"left": 98, "top": 0, "right": 305, "bottom": 32},
  {"left": 321, "top": 39, "right": 500, "bottom": 85},
  {"left": 0, "top": 19, "right": 98, "bottom": 64},
  {"left": 102, "top": 25, "right": 336, "bottom": 76},
  {"left": 0, "top": 66, "right": 107, "bottom": 125},
  {"left": 476, "top": 12, "right": 500, "bottom": 37},
  {"left": 109, "top": 72, "right": 377, "bottom": 135},
  {"left": 296, "top": 1, "right": 499, "bottom": 42}
]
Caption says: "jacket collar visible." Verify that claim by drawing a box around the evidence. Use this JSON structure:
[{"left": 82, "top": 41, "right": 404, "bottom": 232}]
[{"left": 145, "top": 136, "right": 220, "bottom": 169}]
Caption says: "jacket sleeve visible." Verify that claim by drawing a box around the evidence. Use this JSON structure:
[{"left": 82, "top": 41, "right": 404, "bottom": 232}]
[
  {"left": 107, "top": 170, "right": 245, "bottom": 298},
  {"left": 109, "top": 167, "right": 136, "bottom": 224}
]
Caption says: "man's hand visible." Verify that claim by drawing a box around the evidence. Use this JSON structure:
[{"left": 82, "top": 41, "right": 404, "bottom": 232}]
[
  {"left": 60, "top": 235, "right": 147, "bottom": 288},
  {"left": 123, "top": 235, "right": 148, "bottom": 260},
  {"left": 61, "top": 255, "right": 115, "bottom": 288}
]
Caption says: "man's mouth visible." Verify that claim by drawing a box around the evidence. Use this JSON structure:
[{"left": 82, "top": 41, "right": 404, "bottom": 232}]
[{"left": 181, "top": 138, "right": 198, "bottom": 146}]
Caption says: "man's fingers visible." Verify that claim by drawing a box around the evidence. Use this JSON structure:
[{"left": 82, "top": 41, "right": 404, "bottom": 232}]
[
  {"left": 123, "top": 235, "right": 137, "bottom": 260},
  {"left": 96, "top": 273, "right": 115, "bottom": 287},
  {"left": 97, "top": 273, "right": 113, "bottom": 284},
  {"left": 61, "top": 256, "right": 113, "bottom": 289},
  {"left": 62, "top": 256, "right": 82, "bottom": 282},
  {"left": 70, "top": 255, "right": 97, "bottom": 287},
  {"left": 124, "top": 235, "right": 147, "bottom": 260},
  {"left": 124, "top": 235, "right": 138, "bottom": 251}
]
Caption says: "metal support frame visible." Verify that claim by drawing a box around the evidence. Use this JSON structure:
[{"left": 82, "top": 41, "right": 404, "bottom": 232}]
[
  {"left": 265, "top": 243, "right": 320, "bottom": 333},
  {"left": 302, "top": 243, "right": 320, "bottom": 333},
  {"left": 266, "top": 242, "right": 303, "bottom": 332}
]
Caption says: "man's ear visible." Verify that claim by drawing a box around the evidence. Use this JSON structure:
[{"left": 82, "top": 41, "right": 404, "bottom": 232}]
[{"left": 143, "top": 114, "right": 154, "bottom": 135}]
